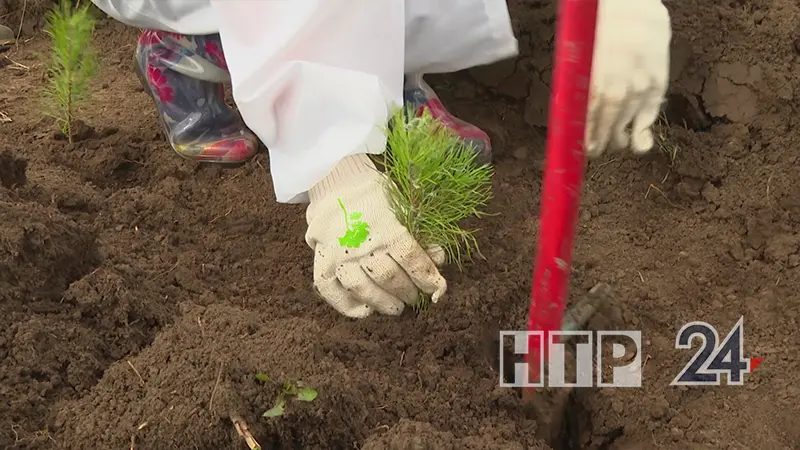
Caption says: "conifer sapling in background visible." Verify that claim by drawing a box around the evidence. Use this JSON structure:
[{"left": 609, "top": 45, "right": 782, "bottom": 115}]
[{"left": 42, "top": 0, "right": 97, "bottom": 143}]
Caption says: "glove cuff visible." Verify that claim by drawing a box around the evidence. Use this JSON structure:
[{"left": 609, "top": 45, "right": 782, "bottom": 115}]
[{"left": 309, "top": 153, "right": 378, "bottom": 203}]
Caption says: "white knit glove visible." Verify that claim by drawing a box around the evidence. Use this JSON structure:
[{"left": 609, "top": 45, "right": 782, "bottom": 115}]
[
  {"left": 586, "top": 0, "right": 671, "bottom": 158},
  {"left": 305, "top": 154, "right": 447, "bottom": 318}
]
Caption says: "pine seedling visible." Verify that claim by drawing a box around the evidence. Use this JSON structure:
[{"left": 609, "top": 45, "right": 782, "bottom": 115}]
[
  {"left": 42, "top": 0, "right": 97, "bottom": 143},
  {"left": 376, "top": 106, "right": 494, "bottom": 310}
]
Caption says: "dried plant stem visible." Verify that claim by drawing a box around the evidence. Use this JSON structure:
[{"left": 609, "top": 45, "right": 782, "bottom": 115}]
[{"left": 231, "top": 415, "right": 262, "bottom": 450}]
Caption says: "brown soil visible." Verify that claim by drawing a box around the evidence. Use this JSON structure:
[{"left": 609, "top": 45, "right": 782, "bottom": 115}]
[{"left": 1, "top": 1, "right": 799, "bottom": 449}]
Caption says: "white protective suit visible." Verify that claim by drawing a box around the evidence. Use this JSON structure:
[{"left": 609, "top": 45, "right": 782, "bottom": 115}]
[
  {"left": 91, "top": 0, "right": 670, "bottom": 204},
  {"left": 91, "top": 0, "right": 519, "bottom": 203},
  {"left": 90, "top": 0, "right": 671, "bottom": 318}
]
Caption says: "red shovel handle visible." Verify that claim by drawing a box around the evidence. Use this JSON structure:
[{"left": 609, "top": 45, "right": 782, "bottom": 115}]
[{"left": 525, "top": 0, "right": 598, "bottom": 392}]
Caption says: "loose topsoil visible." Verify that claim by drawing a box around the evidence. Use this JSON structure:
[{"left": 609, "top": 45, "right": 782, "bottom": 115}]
[{"left": 1, "top": 1, "right": 799, "bottom": 449}]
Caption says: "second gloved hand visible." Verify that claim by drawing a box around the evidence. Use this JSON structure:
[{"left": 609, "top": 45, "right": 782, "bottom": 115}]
[
  {"left": 305, "top": 154, "right": 447, "bottom": 318},
  {"left": 586, "top": 0, "right": 671, "bottom": 158}
]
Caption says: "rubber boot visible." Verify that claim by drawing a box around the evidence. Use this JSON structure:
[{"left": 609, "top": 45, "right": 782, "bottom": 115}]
[
  {"left": 134, "top": 30, "right": 259, "bottom": 164},
  {"left": 403, "top": 73, "right": 492, "bottom": 165},
  {"left": 0, "top": 24, "right": 13, "bottom": 45}
]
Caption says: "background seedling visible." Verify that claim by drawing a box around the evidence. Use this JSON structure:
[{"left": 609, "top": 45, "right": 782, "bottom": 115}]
[
  {"left": 255, "top": 373, "right": 318, "bottom": 418},
  {"left": 42, "top": 0, "right": 97, "bottom": 143},
  {"left": 376, "top": 106, "right": 494, "bottom": 310}
]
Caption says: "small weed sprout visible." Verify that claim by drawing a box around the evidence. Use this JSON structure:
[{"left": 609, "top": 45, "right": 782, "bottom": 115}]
[
  {"left": 376, "top": 106, "right": 493, "bottom": 310},
  {"left": 256, "top": 373, "right": 318, "bottom": 418},
  {"left": 42, "top": 0, "right": 97, "bottom": 143}
]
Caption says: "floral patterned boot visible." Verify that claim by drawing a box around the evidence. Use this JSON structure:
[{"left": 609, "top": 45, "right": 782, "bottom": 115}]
[
  {"left": 134, "top": 30, "right": 259, "bottom": 164},
  {"left": 403, "top": 74, "right": 492, "bottom": 165}
]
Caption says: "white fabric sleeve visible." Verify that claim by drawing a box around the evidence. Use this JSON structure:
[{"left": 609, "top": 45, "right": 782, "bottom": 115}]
[
  {"left": 210, "top": 0, "right": 405, "bottom": 204},
  {"left": 404, "top": 0, "right": 518, "bottom": 75},
  {"left": 90, "top": 0, "right": 218, "bottom": 35}
]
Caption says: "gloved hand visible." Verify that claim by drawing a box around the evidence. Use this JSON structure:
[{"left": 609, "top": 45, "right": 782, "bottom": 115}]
[
  {"left": 305, "top": 154, "right": 447, "bottom": 318},
  {"left": 586, "top": 0, "right": 671, "bottom": 158}
]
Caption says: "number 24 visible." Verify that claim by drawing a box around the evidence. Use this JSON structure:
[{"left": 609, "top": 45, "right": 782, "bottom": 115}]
[{"left": 671, "top": 316, "right": 752, "bottom": 386}]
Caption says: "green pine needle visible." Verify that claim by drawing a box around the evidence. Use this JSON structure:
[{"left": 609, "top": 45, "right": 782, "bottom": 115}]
[
  {"left": 42, "top": 0, "right": 97, "bottom": 143},
  {"left": 376, "top": 106, "right": 493, "bottom": 310}
]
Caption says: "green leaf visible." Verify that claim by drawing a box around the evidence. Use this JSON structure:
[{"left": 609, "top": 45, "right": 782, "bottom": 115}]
[
  {"left": 336, "top": 199, "right": 371, "bottom": 248},
  {"left": 262, "top": 398, "right": 286, "bottom": 418},
  {"left": 338, "top": 221, "right": 370, "bottom": 248},
  {"left": 295, "top": 387, "right": 318, "bottom": 402},
  {"left": 255, "top": 373, "right": 270, "bottom": 383}
]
